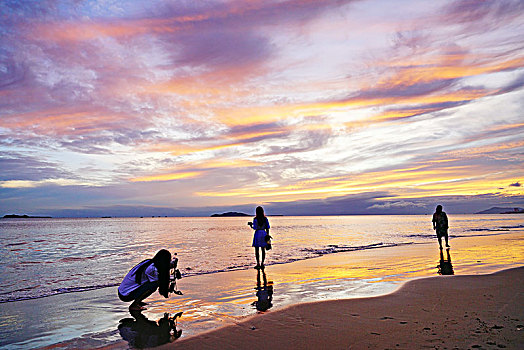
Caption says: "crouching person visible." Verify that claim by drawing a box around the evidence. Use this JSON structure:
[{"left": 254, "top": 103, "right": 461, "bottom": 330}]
[{"left": 118, "top": 249, "right": 172, "bottom": 311}]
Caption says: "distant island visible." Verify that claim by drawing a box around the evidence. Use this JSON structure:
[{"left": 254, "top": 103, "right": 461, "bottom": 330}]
[
  {"left": 2, "top": 214, "right": 52, "bottom": 219},
  {"left": 211, "top": 212, "right": 250, "bottom": 217},
  {"left": 476, "top": 207, "right": 524, "bottom": 214}
]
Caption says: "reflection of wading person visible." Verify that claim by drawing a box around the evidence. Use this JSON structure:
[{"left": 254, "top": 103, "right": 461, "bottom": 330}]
[
  {"left": 432, "top": 205, "right": 450, "bottom": 249},
  {"left": 248, "top": 206, "right": 270, "bottom": 270}
]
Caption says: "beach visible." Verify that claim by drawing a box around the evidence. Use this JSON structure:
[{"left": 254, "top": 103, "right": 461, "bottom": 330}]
[
  {"left": 163, "top": 267, "right": 524, "bottom": 350},
  {"left": 1, "top": 224, "right": 522, "bottom": 349},
  {"left": 156, "top": 231, "right": 524, "bottom": 350}
]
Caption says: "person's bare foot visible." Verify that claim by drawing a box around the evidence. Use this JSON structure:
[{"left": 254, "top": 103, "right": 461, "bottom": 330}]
[{"left": 129, "top": 303, "right": 146, "bottom": 311}]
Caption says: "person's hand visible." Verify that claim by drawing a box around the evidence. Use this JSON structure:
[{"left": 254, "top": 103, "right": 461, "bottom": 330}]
[{"left": 248, "top": 222, "right": 253, "bottom": 227}]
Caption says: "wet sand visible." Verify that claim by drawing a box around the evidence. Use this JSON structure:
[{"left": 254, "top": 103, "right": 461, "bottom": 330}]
[
  {"left": 165, "top": 267, "right": 524, "bottom": 350},
  {"left": 1, "top": 231, "right": 523, "bottom": 349}
]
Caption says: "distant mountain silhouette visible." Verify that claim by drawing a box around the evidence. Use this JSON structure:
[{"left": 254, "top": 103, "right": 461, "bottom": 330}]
[
  {"left": 2, "top": 214, "right": 52, "bottom": 218},
  {"left": 211, "top": 212, "right": 250, "bottom": 217},
  {"left": 476, "top": 207, "right": 524, "bottom": 214}
]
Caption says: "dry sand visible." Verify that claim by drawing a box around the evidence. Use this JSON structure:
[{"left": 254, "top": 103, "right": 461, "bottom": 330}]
[{"left": 161, "top": 267, "right": 524, "bottom": 350}]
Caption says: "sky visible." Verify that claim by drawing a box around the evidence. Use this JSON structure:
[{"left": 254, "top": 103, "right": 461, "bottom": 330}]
[{"left": 1, "top": 0, "right": 523, "bottom": 217}]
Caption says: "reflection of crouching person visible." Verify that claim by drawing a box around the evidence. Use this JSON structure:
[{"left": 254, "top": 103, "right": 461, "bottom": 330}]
[
  {"left": 118, "top": 310, "right": 182, "bottom": 348},
  {"left": 118, "top": 249, "right": 172, "bottom": 311}
]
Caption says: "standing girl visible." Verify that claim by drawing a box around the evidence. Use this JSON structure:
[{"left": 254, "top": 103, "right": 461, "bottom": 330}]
[{"left": 248, "top": 206, "right": 270, "bottom": 269}]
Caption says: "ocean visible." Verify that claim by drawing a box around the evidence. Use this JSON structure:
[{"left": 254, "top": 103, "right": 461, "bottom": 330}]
[{"left": 1, "top": 214, "right": 523, "bottom": 304}]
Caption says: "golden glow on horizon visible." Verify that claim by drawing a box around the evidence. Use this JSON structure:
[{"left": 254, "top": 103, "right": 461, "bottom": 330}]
[{"left": 195, "top": 161, "right": 523, "bottom": 202}]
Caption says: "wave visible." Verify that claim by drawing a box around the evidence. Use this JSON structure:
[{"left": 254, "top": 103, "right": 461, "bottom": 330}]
[
  {"left": 5, "top": 241, "right": 29, "bottom": 248},
  {"left": 468, "top": 224, "right": 524, "bottom": 232},
  {"left": 0, "top": 283, "right": 120, "bottom": 303},
  {"left": 300, "top": 242, "right": 412, "bottom": 256},
  {"left": 468, "top": 228, "right": 510, "bottom": 232},
  {"left": 407, "top": 231, "right": 517, "bottom": 239},
  {"left": 501, "top": 224, "right": 524, "bottom": 229},
  {"left": 59, "top": 255, "right": 100, "bottom": 262}
]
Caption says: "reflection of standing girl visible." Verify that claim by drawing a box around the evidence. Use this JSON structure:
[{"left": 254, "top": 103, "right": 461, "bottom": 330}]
[
  {"left": 253, "top": 269, "right": 273, "bottom": 312},
  {"left": 248, "top": 206, "right": 270, "bottom": 269}
]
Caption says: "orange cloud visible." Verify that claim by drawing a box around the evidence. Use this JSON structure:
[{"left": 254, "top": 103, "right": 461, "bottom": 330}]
[
  {"left": 0, "top": 108, "right": 133, "bottom": 136},
  {"left": 130, "top": 171, "right": 202, "bottom": 183},
  {"left": 129, "top": 158, "right": 260, "bottom": 183}
]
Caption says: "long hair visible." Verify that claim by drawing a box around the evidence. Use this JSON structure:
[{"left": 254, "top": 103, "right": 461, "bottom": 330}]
[
  {"left": 134, "top": 249, "right": 171, "bottom": 296},
  {"left": 152, "top": 249, "right": 171, "bottom": 297},
  {"left": 435, "top": 205, "right": 443, "bottom": 214},
  {"left": 255, "top": 206, "right": 266, "bottom": 229}
]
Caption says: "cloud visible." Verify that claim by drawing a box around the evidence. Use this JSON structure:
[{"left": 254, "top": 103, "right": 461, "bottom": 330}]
[
  {"left": 442, "top": 0, "right": 524, "bottom": 29},
  {"left": 367, "top": 200, "right": 427, "bottom": 210},
  {"left": 509, "top": 181, "right": 521, "bottom": 187},
  {"left": 0, "top": 153, "right": 72, "bottom": 181},
  {"left": 1, "top": 0, "right": 523, "bottom": 215}
]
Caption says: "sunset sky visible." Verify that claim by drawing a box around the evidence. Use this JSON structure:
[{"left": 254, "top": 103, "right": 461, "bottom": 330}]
[{"left": 1, "top": 0, "right": 523, "bottom": 217}]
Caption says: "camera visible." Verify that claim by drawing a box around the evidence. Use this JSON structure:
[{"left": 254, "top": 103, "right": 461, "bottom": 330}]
[{"left": 169, "top": 255, "right": 183, "bottom": 295}]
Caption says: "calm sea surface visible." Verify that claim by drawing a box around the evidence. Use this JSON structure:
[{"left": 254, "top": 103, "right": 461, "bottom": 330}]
[{"left": 1, "top": 215, "right": 523, "bottom": 303}]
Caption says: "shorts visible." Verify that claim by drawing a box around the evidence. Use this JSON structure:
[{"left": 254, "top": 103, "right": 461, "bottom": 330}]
[
  {"left": 436, "top": 229, "right": 448, "bottom": 239},
  {"left": 118, "top": 281, "right": 158, "bottom": 302}
]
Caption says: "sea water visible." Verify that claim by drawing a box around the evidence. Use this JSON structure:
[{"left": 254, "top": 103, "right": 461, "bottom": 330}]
[{"left": 1, "top": 215, "right": 523, "bottom": 304}]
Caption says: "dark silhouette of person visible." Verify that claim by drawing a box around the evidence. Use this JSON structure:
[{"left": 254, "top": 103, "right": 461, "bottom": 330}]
[
  {"left": 118, "top": 310, "right": 182, "bottom": 348},
  {"left": 252, "top": 269, "right": 274, "bottom": 312},
  {"left": 248, "top": 206, "right": 271, "bottom": 269},
  {"left": 432, "top": 205, "right": 450, "bottom": 249},
  {"left": 437, "top": 247, "right": 454, "bottom": 275},
  {"left": 118, "top": 249, "right": 172, "bottom": 311}
]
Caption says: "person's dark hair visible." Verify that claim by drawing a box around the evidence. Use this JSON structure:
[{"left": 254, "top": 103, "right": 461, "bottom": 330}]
[
  {"left": 436, "top": 205, "right": 443, "bottom": 213},
  {"left": 255, "top": 206, "right": 266, "bottom": 229},
  {"left": 135, "top": 249, "right": 171, "bottom": 297},
  {"left": 152, "top": 249, "right": 171, "bottom": 297}
]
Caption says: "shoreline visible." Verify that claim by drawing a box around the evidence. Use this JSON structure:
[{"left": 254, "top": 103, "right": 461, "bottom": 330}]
[
  {"left": 1, "top": 231, "right": 523, "bottom": 349},
  {"left": 164, "top": 267, "right": 524, "bottom": 350}
]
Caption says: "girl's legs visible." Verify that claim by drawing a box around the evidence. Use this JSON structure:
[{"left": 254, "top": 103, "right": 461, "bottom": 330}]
[
  {"left": 130, "top": 289, "right": 155, "bottom": 310},
  {"left": 128, "top": 281, "right": 158, "bottom": 310},
  {"left": 254, "top": 247, "right": 260, "bottom": 268},
  {"left": 260, "top": 247, "right": 265, "bottom": 268}
]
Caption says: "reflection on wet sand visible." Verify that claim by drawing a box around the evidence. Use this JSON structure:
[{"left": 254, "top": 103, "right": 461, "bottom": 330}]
[
  {"left": 437, "top": 248, "right": 454, "bottom": 275},
  {"left": 252, "top": 269, "right": 274, "bottom": 312},
  {"left": 118, "top": 310, "right": 182, "bottom": 348},
  {"left": 117, "top": 233, "right": 521, "bottom": 341}
]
